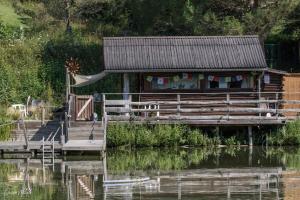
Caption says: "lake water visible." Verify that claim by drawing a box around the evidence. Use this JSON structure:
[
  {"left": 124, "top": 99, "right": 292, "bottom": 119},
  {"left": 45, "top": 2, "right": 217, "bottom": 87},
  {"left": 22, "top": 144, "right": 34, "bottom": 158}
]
[{"left": 0, "top": 147, "right": 300, "bottom": 200}]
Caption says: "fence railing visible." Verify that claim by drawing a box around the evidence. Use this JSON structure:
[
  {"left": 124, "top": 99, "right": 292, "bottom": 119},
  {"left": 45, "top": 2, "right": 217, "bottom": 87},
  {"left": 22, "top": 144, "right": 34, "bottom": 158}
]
[{"left": 102, "top": 92, "right": 300, "bottom": 122}]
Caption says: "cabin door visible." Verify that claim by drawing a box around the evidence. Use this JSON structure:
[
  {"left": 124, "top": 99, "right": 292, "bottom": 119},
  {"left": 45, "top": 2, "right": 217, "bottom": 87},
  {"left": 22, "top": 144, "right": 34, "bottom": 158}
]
[{"left": 75, "top": 95, "right": 94, "bottom": 121}]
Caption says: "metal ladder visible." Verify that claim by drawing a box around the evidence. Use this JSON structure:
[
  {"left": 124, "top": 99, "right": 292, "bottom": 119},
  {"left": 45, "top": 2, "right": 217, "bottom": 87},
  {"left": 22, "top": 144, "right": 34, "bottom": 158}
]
[{"left": 42, "top": 126, "right": 61, "bottom": 172}]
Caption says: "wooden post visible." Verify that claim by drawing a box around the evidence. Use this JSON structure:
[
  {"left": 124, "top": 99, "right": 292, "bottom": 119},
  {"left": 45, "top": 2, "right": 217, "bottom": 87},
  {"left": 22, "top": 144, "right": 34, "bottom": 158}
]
[
  {"left": 226, "top": 93, "right": 230, "bottom": 120},
  {"left": 177, "top": 94, "right": 181, "bottom": 116},
  {"left": 248, "top": 126, "right": 253, "bottom": 146},
  {"left": 123, "top": 73, "right": 130, "bottom": 117},
  {"left": 249, "top": 144, "right": 253, "bottom": 166},
  {"left": 66, "top": 68, "right": 70, "bottom": 103},
  {"left": 102, "top": 94, "right": 106, "bottom": 117},
  {"left": 123, "top": 73, "right": 129, "bottom": 101},
  {"left": 41, "top": 107, "right": 45, "bottom": 126},
  {"left": 60, "top": 121, "right": 65, "bottom": 144},
  {"left": 258, "top": 73, "right": 262, "bottom": 118},
  {"left": 275, "top": 92, "right": 279, "bottom": 118}
]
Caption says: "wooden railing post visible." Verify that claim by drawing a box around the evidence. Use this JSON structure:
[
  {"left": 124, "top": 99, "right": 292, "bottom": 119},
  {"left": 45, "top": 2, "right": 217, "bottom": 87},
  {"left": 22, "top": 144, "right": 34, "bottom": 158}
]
[
  {"left": 102, "top": 94, "right": 106, "bottom": 117},
  {"left": 275, "top": 92, "right": 279, "bottom": 118},
  {"left": 128, "top": 94, "right": 132, "bottom": 116},
  {"left": 41, "top": 106, "right": 45, "bottom": 126},
  {"left": 177, "top": 94, "right": 181, "bottom": 117},
  {"left": 60, "top": 121, "right": 65, "bottom": 144},
  {"left": 226, "top": 93, "right": 230, "bottom": 120}
]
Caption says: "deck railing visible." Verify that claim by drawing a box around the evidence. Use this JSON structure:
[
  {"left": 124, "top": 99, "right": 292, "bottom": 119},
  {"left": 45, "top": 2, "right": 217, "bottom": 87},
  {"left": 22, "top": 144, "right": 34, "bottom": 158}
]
[{"left": 102, "top": 92, "right": 300, "bottom": 124}]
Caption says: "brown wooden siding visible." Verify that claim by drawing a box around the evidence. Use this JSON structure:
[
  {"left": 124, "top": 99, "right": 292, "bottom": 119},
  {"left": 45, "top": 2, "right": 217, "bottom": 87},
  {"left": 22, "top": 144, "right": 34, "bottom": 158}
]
[
  {"left": 75, "top": 95, "right": 94, "bottom": 121},
  {"left": 282, "top": 74, "right": 300, "bottom": 116}
]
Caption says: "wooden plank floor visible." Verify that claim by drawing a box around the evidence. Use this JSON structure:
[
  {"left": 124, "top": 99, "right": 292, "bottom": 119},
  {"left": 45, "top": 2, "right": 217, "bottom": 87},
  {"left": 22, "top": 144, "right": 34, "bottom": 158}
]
[{"left": 62, "top": 140, "right": 104, "bottom": 151}]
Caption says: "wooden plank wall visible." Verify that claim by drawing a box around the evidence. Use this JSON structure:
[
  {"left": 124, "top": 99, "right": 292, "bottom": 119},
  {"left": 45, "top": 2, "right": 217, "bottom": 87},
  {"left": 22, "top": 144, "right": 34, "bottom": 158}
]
[{"left": 283, "top": 74, "right": 300, "bottom": 117}]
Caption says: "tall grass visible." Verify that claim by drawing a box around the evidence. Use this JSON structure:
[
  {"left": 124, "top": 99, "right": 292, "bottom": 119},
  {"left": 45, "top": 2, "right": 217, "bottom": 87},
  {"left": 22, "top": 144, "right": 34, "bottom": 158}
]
[{"left": 107, "top": 123, "right": 223, "bottom": 147}]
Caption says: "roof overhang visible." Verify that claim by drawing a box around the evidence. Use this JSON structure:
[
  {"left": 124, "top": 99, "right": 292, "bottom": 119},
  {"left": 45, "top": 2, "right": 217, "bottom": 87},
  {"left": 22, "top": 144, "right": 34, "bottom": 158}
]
[{"left": 105, "top": 68, "right": 268, "bottom": 73}]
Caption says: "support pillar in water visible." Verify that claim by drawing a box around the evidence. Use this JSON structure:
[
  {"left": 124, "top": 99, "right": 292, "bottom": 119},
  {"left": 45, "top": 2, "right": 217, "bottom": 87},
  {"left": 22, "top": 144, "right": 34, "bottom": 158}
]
[{"left": 248, "top": 126, "right": 253, "bottom": 146}]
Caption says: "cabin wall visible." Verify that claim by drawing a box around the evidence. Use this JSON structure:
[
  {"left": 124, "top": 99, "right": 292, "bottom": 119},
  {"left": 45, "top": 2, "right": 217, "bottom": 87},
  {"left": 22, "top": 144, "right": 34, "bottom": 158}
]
[
  {"left": 134, "top": 72, "right": 287, "bottom": 117},
  {"left": 140, "top": 72, "right": 259, "bottom": 116}
]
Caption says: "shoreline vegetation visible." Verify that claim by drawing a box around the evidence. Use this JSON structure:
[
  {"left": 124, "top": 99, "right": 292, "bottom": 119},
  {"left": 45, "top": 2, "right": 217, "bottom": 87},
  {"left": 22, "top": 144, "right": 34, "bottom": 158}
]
[{"left": 107, "top": 120, "right": 300, "bottom": 148}]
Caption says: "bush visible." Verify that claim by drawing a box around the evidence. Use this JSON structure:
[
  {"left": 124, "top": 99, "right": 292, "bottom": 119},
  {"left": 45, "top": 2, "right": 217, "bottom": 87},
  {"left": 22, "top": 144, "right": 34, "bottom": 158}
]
[
  {"left": 224, "top": 136, "right": 240, "bottom": 146},
  {"left": 107, "top": 123, "right": 225, "bottom": 148},
  {"left": 267, "top": 120, "right": 300, "bottom": 146}
]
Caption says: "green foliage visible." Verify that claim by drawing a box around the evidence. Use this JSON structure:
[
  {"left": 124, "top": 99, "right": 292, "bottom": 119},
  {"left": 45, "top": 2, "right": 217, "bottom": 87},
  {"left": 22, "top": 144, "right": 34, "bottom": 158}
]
[
  {"left": 224, "top": 136, "right": 240, "bottom": 146},
  {"left": 107, "top": 148, "right": 219, "bottom": 172},
  {"left": 0, "top": 0, "right": 299, "bottom": 109},
  {"left": 267, "top": 120, "right": 300, "bottom": 146},
  {"left": 108, "top": 123, "right": 224, "bottom": 148}
]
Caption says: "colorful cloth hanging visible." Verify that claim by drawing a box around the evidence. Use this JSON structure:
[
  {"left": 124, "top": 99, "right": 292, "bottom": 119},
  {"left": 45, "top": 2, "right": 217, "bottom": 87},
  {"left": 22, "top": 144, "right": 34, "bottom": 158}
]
[
  {"left": 173, "top": 75, "right": 180, "bottom": 82},
  {"left": 208, "top": 75, "right": 214, "bottom": 81},
  {"left": 157, "top": 77, "right": 164, "bottom": 85},
  {"left": 198, "top": 74, "right": 204, "bottom": 80},
  {"left": 236, "top": 75, "right": 243, "bottom": 81},
  {"left": 182, "top": 73, "right": 189, "bottom": 79},
  {"left": 188, "top": 73, "right": 193, "bottom": 80},
  {"left": 146, "top": 76, "right": 153, "bottom": 82},
  {"left": 225, "top": 77, "right": 231, "bottom": 82},
  {"left": 213, "top": 76, "right": 220, "bottom": 82},
  {"left": 231, "top": 76, "right": 236, "bottom": 82},
  {"left": 164, "top": 77, "right": 169, "bottom": 84},
  {"left": 264, "top": 74, "right": 270, "bottom": 84},
  {"left": 219, "top": 77, "right": 227, "bottom": 88}
]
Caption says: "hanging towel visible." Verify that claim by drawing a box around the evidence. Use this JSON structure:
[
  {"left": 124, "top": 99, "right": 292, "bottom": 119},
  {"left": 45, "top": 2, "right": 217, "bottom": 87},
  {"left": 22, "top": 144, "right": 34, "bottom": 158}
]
[
  {"left": 182, "top": 73, "right": 189, "bottom": 79},
  {"left": 236, "top": 75, "right": 243, "bottom": 81},
  {"left": 157, "top": 77, "right": 164, "bottom": 85},
  {"left": 225, "top": 77, "right": 231, "bottom": 82},
  {"left": 213, "top": 76, "right": 220, "bottom": 82},
  {"left": 164, "top": 77, "right": 169, "bottom": 84},
  {"left": 146, "top": 76, "right": 153, "bottom": 82},
  {"left": 198, "top": 74, "right": 204, "bottom": 80},
  {"left": 219, "top": 77, "right": 227, "bottom": 88},
  {"left": 173, "top": 75, "right": 180, "bottom": 82},
  {"left": 208, "top": 75, "right": 214, "bottom": 81},
  {"left": 264, "top": 74, "right": 270, "bottom": 84}
]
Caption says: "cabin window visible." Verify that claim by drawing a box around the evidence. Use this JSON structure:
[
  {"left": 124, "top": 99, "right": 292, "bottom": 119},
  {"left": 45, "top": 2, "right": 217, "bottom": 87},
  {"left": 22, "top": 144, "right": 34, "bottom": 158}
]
[
  {"left": 147, "top": 73, "right": 202, "bottom": 90},
  {"left": 207, "top": 75, "right": 253, "bottom": 89}
]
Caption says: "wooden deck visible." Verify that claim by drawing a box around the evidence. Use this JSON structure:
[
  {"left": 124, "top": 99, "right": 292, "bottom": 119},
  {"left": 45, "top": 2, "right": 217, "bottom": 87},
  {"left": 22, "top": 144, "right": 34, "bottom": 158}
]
[
  {"left": 0, "top": 118, "right": 106, "bottom": 153},
  {"left": 63, "top": 140, "right": 104, "bottom": 151}
]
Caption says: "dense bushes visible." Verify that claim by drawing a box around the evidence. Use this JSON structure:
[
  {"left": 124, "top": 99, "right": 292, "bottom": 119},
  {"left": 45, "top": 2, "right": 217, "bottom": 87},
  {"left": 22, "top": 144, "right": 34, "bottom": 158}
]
[
  {"left": 107, "top": 123, "right": 223, "bottom": 147},
  {"left": 267, "top": 120, "right": 300, "bottom": 146}
]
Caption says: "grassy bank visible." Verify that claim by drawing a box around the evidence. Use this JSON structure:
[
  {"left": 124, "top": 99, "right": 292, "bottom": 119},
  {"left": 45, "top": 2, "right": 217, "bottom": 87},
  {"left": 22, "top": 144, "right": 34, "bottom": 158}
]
[{"left": 107, "top": 120, "right": 300, "bottom": 148}]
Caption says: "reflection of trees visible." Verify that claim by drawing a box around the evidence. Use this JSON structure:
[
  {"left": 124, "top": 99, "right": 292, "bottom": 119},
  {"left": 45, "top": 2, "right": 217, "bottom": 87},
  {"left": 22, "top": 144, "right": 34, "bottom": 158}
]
[
  {"left": 0, "top": 160, "right": 66, "bottom": 200},
  {"left": 107, "top": 147, "right": 220, "bottom": 172},
  {"left": 266, "top": 147, "right": 300, "bottom": 169}
]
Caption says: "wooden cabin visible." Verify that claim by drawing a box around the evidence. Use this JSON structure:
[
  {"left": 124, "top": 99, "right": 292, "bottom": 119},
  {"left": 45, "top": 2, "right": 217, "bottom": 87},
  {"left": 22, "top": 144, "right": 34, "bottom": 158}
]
[{"left": 100, "top": 36, "right": 300, "bottom": 126}]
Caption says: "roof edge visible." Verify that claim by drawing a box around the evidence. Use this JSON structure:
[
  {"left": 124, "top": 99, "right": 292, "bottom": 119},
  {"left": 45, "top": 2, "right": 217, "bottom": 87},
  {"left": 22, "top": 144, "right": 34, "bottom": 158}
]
[
  {"left": 105, "top": 68, "right": 267, "bottom": 73},
  {"left": 103, "top": 35, "right": 260, "bottom": 40}
]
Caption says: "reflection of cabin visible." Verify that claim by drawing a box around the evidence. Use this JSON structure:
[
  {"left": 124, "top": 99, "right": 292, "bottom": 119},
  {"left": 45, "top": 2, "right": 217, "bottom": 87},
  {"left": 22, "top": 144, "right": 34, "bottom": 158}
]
[
  {"left": 101, "top": 36, "right": 300, "bottom": 126},
  {"left": 103, "top": 168, "right": 283, "bottom": 200}
]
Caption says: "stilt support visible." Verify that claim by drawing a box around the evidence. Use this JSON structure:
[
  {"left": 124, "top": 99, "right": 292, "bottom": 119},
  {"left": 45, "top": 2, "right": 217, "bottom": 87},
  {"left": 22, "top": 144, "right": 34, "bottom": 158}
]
[{"left": 248, "top": 126, "right": 253, "bottom": 146}]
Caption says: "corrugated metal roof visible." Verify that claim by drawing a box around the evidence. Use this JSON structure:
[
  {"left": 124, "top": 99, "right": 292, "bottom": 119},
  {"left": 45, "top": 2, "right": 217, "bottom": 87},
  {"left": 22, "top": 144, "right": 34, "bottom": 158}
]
[{"left": 103, "top": 36, "right": 268, "bottom": 72}]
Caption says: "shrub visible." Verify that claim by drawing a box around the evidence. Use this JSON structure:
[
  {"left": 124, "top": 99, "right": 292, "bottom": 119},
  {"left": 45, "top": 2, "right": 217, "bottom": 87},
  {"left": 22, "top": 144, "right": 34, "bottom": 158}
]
[{"left": 224, "top": 136, "right": 240, "bottom": 146}]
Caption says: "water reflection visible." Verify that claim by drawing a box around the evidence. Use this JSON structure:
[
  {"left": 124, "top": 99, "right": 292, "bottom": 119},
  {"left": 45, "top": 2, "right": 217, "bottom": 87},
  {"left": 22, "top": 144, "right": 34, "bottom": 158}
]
[{"left": 0, "top": 147, "right": 300, "bottom": 199}]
